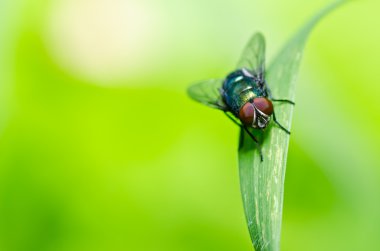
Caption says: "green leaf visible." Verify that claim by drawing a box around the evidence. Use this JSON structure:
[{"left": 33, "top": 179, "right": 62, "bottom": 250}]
[{"left": 238, "top": 1, "right": 347, "bottom": 251}]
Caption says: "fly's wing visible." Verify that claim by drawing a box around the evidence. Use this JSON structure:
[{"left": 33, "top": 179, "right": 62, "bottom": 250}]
[
  {"left": 187, "top": 79, "right": 227, "bottom": 110},
  {"left": 236, "top": 33, "right": 266, "bottom": 82}
]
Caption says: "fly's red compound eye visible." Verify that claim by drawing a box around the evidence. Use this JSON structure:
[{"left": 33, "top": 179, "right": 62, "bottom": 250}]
[
  {"left": 253, "top": 97, "right": 273, "bottom": 116},
  {"left": 239, "top": 102, "right": 256, "bottom": 126}
]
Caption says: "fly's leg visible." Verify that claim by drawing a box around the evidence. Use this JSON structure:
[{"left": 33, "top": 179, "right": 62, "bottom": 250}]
[
  {"left": 272, "top": 111, "right": 291, "bottom": 135},
  {"left": 264, "top": 84, "right": 295, "bottom": 105},
  {"left": 264, "top": 84, "right": 293, "bottom": 134},
  {"left": 239, "top": 128, "right": 244, "bottom": 150},
  {"left": 224, "top": 112, "right": 246, "bottom": 150},
  {"left": 271, "top": 99, "right": 295, "bottom": 105},
  {"left": 242, "top": 126, "right": 263, "bottom": 162},
  {"left": 224, "top": 112, "right": 263, "bottom": 161},
  {"left": 224, "top": 111, "right": 242, "bottom": 127}
]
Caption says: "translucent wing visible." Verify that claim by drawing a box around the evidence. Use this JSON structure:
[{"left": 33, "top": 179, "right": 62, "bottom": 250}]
[
  {"left": 187, "top": 79, "right": 227, "bottom": 110},
  {"left": 236, "top": 33, "right": 266, "bottom": 82}
]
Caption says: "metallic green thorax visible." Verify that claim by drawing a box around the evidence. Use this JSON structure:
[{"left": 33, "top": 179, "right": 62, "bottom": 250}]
[{"left": 222, "top": 68, "right": 265, "bottom": 115}]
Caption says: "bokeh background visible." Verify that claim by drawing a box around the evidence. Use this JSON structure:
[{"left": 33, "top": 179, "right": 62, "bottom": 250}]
[{"left": 1, "top": 0, "right": 380, "bottom": 250}]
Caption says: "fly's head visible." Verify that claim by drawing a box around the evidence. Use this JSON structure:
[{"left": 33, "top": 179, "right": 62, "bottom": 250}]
[{"left": 239, "top": 97, "right": 273, "bottom": 129}]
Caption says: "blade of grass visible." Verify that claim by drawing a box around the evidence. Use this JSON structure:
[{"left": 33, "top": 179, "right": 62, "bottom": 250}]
[{"left": 238, "top": 1, "right": 347, "bottom": 251}]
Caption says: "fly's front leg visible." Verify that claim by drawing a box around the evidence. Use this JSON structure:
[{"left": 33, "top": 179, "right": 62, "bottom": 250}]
[
  {"left": 264, "top": 85, "right": 293, "bottom": 134},
  {"left": 224, "top": 111, "right": 242, "bottom": 127},
  {"left": 264, "top": 84, "right": 295, "bottom": 105},
  {"left": 271, "top": 99, "right": 295, "bottom": 105},
  {"left": 272, "top": 111, "right": 291, "bottom": 135},
  {"left": 242, "top": 126, "right": 263, "bottom": 162},
  {"left": 224, "top": 111, "right": 263, "bottom": 161}
]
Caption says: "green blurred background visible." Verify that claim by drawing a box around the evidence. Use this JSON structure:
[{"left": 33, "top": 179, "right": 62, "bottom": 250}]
[{"left": 1, "top": 0, "right": 380, "bottom": 250}]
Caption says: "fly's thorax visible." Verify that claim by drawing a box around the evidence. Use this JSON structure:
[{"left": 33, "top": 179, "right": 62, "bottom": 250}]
[
  {"left": 236, "top": 89, "right": 257, "bottom": 113},
  {"left": 222, "top": 68, "right": 263, "bottom": 115}
]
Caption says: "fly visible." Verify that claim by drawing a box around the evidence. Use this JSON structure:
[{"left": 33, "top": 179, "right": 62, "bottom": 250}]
[{"left": 187, "top": 33, "right": 295, "bottom": 161}]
